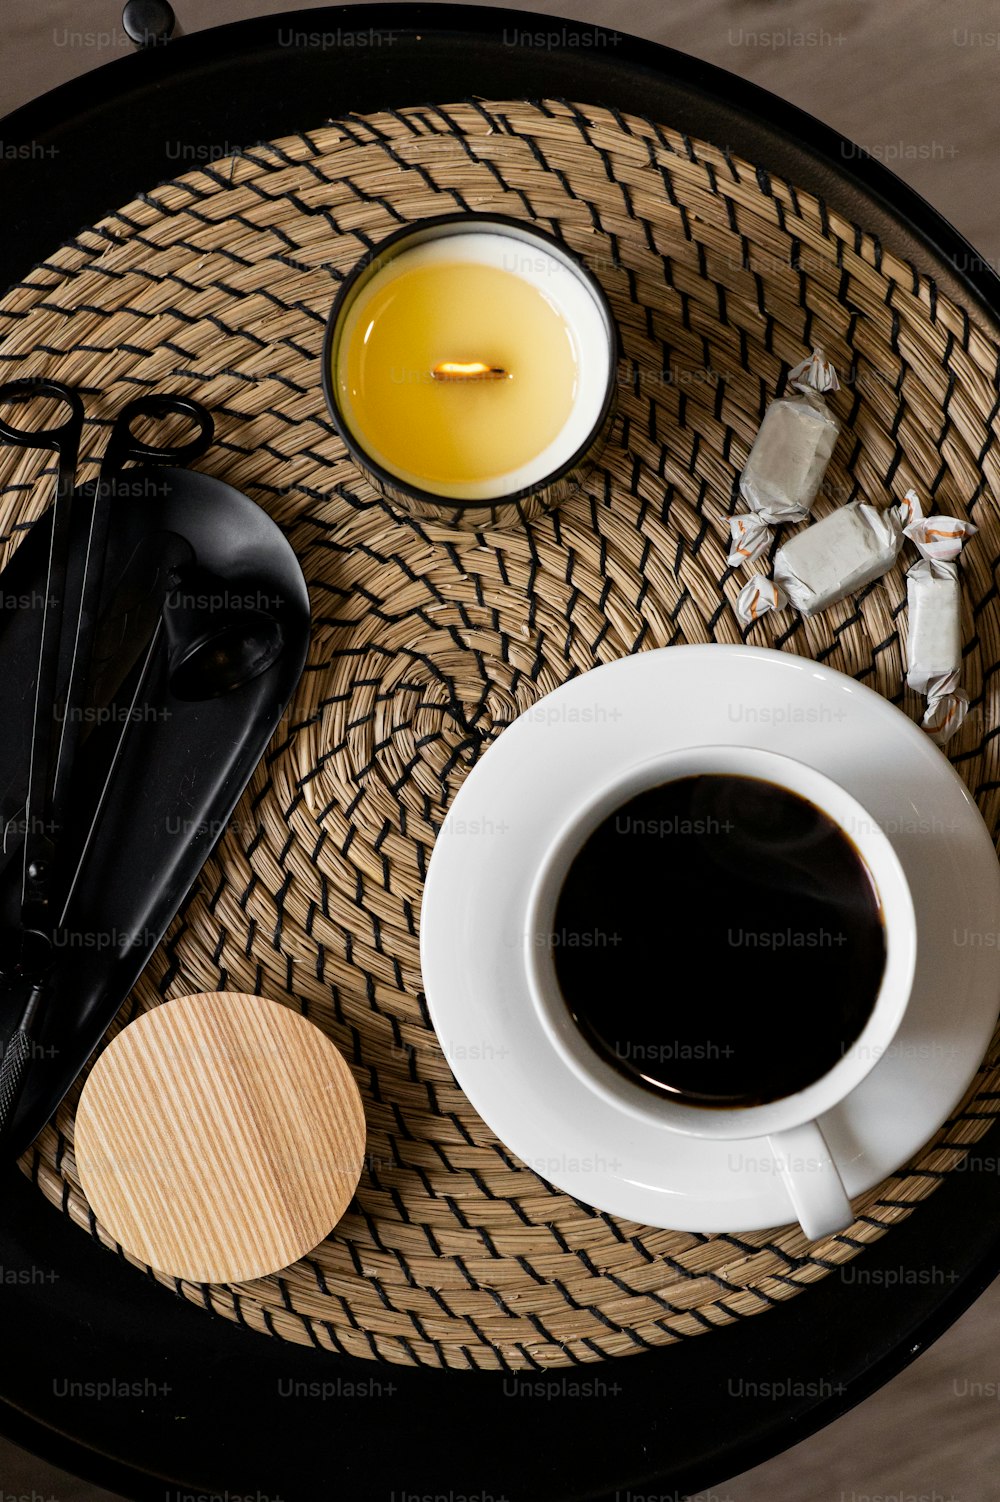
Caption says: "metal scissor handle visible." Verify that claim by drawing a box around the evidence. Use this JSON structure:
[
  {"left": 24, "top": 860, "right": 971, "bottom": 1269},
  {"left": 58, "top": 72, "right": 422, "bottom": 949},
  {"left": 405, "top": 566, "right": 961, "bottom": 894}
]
[
  {"left": 0, "top": 378, "right": 85, "bottom": 457},
  {"left": 100, "top": 393, "right": 214, "bottom": 477},
  {"left": 0, "top": 383, "right": 213, "bottom": 476}
]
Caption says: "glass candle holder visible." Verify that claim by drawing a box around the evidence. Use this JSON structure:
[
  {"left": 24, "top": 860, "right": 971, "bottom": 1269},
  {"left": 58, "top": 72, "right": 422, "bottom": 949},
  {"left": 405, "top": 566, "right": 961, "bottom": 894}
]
[{"left": 322, "top": 213, "right": 619, "bottom": 530}]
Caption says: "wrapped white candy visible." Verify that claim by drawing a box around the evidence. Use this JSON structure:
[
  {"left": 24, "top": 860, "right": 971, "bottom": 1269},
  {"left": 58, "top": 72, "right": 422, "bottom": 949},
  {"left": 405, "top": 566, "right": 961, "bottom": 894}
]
[
  {"left": 904, "top": 513, "right": 977, "bottom": 745},
  {"left": 738, "top": 347, "right": 840, "bottom": 525},
  {"left": 906, "top": 561, "right": 961, "bottom": 697},
  {"left": 773, "top": 495, "right": 917, "bottom": 615},
  {"left": 737, "top": 491, "right": 922, "bottom": 624}
]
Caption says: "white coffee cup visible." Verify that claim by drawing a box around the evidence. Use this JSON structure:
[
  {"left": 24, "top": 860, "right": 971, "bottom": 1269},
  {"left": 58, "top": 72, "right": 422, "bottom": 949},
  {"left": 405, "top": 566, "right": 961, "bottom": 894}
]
[{"left": 523, "top": 744, "right": 917, "bottom": 1240}]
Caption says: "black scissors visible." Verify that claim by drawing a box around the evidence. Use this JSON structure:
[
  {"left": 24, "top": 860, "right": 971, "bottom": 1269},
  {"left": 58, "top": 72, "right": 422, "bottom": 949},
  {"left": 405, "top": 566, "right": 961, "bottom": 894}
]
[{"left": 0, "top": 380, "right": 213, "bottom": 1144}]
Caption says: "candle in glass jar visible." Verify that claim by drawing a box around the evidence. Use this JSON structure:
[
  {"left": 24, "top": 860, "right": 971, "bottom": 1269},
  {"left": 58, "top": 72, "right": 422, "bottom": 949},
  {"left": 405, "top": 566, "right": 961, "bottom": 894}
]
[{"left": 324, "top": 218, "right": 616, "bottom": 511}]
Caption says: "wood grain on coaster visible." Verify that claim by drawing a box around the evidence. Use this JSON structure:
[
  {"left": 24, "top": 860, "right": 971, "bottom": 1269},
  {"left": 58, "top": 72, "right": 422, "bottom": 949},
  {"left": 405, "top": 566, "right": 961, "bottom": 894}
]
[{"left": 74, "top": 992, "right": 366, "bottom": 1284}]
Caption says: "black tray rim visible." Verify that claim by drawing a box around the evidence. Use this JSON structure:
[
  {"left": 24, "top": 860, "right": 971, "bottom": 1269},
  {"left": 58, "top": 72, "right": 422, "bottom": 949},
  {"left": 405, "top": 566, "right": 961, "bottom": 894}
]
[
  {"left": 3, "top": 4, "right": 1000, "bottom": 319},
  {"left": 1, "top": 8, "right": 999, "bottom": 1502}
]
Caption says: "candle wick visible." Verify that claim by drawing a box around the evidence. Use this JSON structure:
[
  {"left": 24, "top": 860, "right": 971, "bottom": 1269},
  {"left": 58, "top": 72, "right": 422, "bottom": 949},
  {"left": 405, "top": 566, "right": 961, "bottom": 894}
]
[{"left": 431, "top": 362, "right": 510, "bottom": 381}]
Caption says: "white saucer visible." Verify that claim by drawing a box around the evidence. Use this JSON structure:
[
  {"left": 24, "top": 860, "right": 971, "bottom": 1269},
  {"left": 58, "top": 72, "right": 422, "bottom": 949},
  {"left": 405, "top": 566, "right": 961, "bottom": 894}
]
[{"left": 420, "top": 646, "right": 1000, "bottom": 1233}]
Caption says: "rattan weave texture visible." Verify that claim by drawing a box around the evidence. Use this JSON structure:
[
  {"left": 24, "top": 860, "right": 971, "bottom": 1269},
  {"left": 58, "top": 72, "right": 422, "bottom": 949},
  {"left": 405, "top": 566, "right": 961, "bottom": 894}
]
[{"left": 2, "top": 99, "right": 998, "bottom": 1371}]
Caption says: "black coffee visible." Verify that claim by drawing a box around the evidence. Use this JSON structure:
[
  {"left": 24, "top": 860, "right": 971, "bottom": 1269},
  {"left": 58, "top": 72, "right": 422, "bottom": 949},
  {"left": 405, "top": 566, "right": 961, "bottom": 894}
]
[{"left": 550, "top": 775, "right": 885, "bottom": 1106}]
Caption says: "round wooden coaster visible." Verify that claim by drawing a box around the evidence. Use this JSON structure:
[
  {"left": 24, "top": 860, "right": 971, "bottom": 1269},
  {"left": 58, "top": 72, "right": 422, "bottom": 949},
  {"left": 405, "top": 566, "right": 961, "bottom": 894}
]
[{"left": 74, "top": 992, "right": 366, "bottom": 1284}]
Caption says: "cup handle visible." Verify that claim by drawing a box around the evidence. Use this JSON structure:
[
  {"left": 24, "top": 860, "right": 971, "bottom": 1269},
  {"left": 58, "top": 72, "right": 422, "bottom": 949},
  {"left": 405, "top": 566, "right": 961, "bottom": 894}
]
[{"left": 766, "top": 1121, "right": 853, "bottom": 1240}]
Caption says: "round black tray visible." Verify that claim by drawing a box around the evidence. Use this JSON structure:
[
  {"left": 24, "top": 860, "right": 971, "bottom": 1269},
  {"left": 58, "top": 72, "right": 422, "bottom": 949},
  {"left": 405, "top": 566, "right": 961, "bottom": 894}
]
[{"left": 1, "top": 8, "right": 999, "bottom": 1501}]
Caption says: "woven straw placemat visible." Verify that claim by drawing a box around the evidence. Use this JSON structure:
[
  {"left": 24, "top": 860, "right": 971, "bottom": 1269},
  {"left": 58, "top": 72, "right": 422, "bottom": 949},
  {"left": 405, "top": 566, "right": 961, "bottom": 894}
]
[{"left": 2, "top": 98, "right": 999, "bottom": 1372}]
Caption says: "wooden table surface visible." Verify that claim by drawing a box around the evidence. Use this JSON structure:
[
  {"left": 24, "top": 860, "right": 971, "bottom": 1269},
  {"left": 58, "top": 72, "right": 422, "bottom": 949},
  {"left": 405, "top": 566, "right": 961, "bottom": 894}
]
[{"left": 0, "top": 2, "right": 998, "bottom": 1500}]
